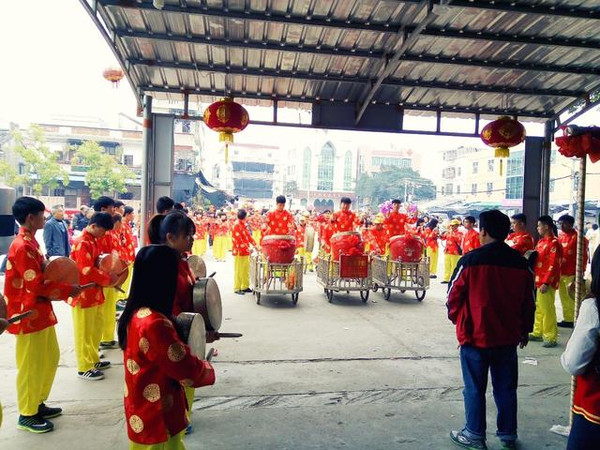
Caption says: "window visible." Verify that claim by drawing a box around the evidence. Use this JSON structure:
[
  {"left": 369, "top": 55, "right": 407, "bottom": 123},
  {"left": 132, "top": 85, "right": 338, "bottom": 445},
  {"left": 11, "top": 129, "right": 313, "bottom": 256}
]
[
  {"left": 457, "top": 167, "right": 461, "bottom": 176},
  {"left": 471, "top": 183, "right": 477, "bottom": 194},
  {"left": 487, "top": 182, "right": 493, "bottom": 195},
  {"left": 445, "top": 183, "right": 453, "bottom": 195},
  {"left": 344, "top": 151, "right": 353, "bottom": 190},
  {"left": 472, "top": 162, "right": 479, "bottom": 174},
  {"left": 456, "top": 185, "right": 461, "bottom": 195},
  {"left": 302, "top": 147, "right": 311, "bottom": 189},
  {"left": 371, "top": 156, "right": 411, "bottom": 168},
  {"left": 123, "top": 155, "right": 134, "bottom": 166},
  {"left": 550, "top": 179, "right": 555, "bottom": 193},
  {"left": 317, "top": 143, "right": 335, "bottom": 191},
  {"left": 505, "top": 150, "right": 524, "bottom": 199},
  {"left": 441, "top": 186, "right": 445, "bottom": 195},
  {"left": 488, "top": 159, "right": 494, "bottom": 172}
]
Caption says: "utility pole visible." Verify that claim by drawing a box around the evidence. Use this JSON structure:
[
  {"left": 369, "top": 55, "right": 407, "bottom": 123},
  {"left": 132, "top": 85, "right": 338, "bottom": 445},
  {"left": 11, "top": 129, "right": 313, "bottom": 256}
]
[{"left": 404, "top": 179, "right": 408, "bottom": 203}]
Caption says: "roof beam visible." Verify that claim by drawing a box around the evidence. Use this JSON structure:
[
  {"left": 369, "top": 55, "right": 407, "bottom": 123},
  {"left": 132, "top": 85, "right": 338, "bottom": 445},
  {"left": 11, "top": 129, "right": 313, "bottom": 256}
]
[
  {"left": 99, "top": 0, "right": 399, "bottom": 34},
  {"left": 140, "top": 85, "right": 553, "bottom": 119},
  {"left": 443, "top": 0, "right": 600, "bottom": 21},
  {"left": 118, "top": 29, "right": 600, "bottom": 77},
  {"left": 130, "top": 58, "right": 584, "bottom": 98}
]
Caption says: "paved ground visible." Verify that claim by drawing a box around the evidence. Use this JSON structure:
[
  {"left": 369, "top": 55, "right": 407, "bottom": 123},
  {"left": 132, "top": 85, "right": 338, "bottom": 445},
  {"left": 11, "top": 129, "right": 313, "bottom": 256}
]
[{"left": 0, "top": 252, "right": 572, "bottom": 449}]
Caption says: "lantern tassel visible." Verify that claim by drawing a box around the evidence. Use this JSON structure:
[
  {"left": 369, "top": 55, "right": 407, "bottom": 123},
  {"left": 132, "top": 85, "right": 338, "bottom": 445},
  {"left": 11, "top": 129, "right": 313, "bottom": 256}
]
[
  {"left": 499, "top": 159, "right": 503, "bottom": 176},
  {"left": 225, "top": 143, "right": 229, "bottom": 164}
]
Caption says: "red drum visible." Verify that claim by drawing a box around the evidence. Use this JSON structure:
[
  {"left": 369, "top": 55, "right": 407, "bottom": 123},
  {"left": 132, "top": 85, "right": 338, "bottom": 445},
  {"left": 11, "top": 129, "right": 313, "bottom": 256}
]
[
  {"left": 389, "top": 235, "right": 424, "bottom": 262},
  {"left": 261, "top": 235, "right": 296, "bottom": 264},
  {"left": 97, "top": 253, "right": 128, "bottom": 287},
  {"left": 43, "top": 256, "right": 80, "bottom": 285},
  {"left": 330, "top": 232, "right": 364, "bottom": 259}
]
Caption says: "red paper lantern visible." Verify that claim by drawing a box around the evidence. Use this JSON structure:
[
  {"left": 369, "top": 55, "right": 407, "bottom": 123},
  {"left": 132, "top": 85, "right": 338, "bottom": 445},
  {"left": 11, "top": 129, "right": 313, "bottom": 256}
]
[
  {"left": 480, "top": 116, "right": 525, "bottom": 174},
  {"left": 203, "top": 98, "right": 249, "bottom": 163},
  {"left": 102, "top": 67, "right": 124, "bottom": 87}
]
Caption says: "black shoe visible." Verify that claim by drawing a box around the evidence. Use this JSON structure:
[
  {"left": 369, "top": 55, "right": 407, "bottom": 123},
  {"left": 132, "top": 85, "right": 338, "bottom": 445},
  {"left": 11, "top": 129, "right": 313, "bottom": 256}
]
[
  {"left": 78, "top": 369, "right": 104, "bottom": 381},
  {"left": 557, "top": 321, "right": 574, "bottom": 329},
  {"left": 243, "top": 288, "right": 252, "bottom": 293},
  {"left": 17, "top": 415, "right": 54, "bottom": 433},
  {"left": 441, "top": 281, "right": 449, "bottom": 284},
  {"left": 99, "top": 340, "right": 119, "bottom": 349},
  {"left": 95, "top": 360, "right": 111, "bottom": 370},
  {"left": 430, "top": 275, "right": 437, "bottom": 279},
  {"left": 116, "top": 300, "right": 127, "bottom": 311},
  {"left": 37, "top": 403, "right": 62, "bottom": 419},
  {"left": 235, "top": 290, "right": 245, "bottom": 295}
]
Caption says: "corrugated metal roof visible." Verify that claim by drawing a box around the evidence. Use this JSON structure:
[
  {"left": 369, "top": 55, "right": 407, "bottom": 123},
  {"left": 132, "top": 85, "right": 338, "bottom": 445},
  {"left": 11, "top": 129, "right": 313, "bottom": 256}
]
[{"left": 82, "top": 0, "right": 600, "bottom": 123}]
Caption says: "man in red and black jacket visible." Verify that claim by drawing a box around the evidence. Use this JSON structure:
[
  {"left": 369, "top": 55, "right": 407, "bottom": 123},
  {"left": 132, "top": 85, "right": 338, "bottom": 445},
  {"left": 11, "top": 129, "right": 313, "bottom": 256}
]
[{"left": 446, "top": 210, "right": 535, "bottom": 450}]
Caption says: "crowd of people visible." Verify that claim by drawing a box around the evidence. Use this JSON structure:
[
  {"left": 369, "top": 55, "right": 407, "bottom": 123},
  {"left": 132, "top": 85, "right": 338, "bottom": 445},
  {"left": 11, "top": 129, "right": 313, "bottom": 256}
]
[{"left": 1, "top": 192, "right": 599, "bottom": 449}]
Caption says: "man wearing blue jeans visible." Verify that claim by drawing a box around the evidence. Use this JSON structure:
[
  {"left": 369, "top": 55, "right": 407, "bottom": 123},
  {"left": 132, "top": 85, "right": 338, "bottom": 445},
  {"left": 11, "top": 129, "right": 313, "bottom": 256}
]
[{"left": 446, "top": 210, "right": 535, "bottom": 450}]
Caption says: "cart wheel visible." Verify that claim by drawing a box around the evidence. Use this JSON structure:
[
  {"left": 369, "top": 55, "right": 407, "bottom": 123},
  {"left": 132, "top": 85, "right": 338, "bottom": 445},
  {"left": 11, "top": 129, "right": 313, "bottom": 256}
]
[
  {"left": 417, "top": 276, "right": 425, "bottom": 287},
  {"left": 400, "top": 290, "right": 406, "bottom": 294},
  {"left": 415, "top": 290, "right": 426, "bottom": 302},
  {"left": 360, "top": 290, "right": 369, "bottom": 303},
  {"left": 256, "top": 292, "right": 261, "bottom": 305},
  {"left": 384, "top": 288, "right": 392, "bottom": 301},
  {"left": 372, "top": 283, "right": 379, "bottom": 293},
  {"left": 291, "top": 292, "right": 299, "bottom": 305},
  {"left": 327, "top": 289, "right": 334, "bottom": 303}
]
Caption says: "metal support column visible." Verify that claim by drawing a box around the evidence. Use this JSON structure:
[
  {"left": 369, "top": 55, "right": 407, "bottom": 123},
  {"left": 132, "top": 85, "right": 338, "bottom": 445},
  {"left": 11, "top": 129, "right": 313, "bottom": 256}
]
[
  {"left": 140, "top": 95, "right": 153, "bottom": 246},
  {"left": 540, "top": 121, "right": 553, "bottom": 216},
  {"left": 522, "top": 136, "right": 544, "bottom": 237}
]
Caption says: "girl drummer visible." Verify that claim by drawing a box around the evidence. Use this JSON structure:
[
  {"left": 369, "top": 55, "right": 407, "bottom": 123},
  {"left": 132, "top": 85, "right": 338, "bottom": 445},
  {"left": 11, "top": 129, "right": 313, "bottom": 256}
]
[{"left": 118, "top": 245, "right": 215, "bottom": 450}]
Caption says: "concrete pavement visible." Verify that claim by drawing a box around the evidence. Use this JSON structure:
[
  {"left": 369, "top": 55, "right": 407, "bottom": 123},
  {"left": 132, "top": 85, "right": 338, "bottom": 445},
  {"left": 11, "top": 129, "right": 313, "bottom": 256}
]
[{"left": 0, "top": 253, "right": 572, "bottom": 449}]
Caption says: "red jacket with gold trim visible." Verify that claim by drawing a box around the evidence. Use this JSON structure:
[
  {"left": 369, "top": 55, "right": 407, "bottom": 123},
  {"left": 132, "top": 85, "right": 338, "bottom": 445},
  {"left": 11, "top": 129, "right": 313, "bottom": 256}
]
[
  {"left": 70, "top": 230, "right": 111, "bottom": 308},
  {"left": 534, "top": 235, "right": 562, "bottom": 289}
]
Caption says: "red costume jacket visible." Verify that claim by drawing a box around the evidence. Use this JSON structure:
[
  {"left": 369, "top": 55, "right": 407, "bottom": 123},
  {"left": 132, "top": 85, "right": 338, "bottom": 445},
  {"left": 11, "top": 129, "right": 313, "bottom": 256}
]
[
  {"left": 365, "top": 227, "right": 388, "bottom": 255},
  {"left": 264, "top": 210, "right": 295, "bottom": 236},
  {"left": 534, "top": 235, "right": 562, "bottom": 289},
  {"left": 211, "top": 222, "right": 229, "bottom": 237},
  {"left": 423, "top": 228, "right": 439, "bottom": 251},
  {"left": 121, "top": 222, "right": 136, "bottom": 263},
  {"left": 172, "top": 258, "right": 195, "bottom": 317},
  {"left": 70, "top": 230, "right": 112, "bottom": 308},
  {"left": 4, "top": 228, "right": 72, "bottom": 334},
  {"left": 123, "top": 308, "right": 215, "bottom": 445},
  {"left": 506, "top": 231, "right": 535, "bottom": 255},
  {"left": 247, "top": 215, "right": 264, "bottom": 233},
  {"left": 559, "top": 229, "right": 588, "bottom": 277},
  {"left": 331, "top": 210, "right": 357, "bottom": 234},
  {"left": 319, "top": 222, "right": 334, "bottom": 253},
  {"left": 462, "top": 228, "right": 481, "bottom": 254},
  {"left": 232, "top": 220, "right": 255, "bottom": 256},
  {"left": 442, "top": 229, "right": 463, "bottom": 255},
  {"left": 295, "top": 224, "right": 307, "bottom": 248}
]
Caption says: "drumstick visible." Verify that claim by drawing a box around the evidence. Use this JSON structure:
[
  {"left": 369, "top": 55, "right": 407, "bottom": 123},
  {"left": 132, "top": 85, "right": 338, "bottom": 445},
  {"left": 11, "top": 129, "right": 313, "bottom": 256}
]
[
  {"left": 217, "top": 332, "right": 243, "bottom": 338},
  {"left": 206, "top": 347, "right": 215, "bottom": 362},
  {"left": 114, "top": 286, "right": 126, "bottom": 294},
  {"left": 80, "top": 283, "right": 96, "bottom": 290},
  {"left": 208, "top": 272, "right": 217, "bottom": 278},
  {"left": 8, "top": 310, "right": 33, "bottom": 324},
  {"left": 117, "top": 267, "right": 129, "bottom": 276}
]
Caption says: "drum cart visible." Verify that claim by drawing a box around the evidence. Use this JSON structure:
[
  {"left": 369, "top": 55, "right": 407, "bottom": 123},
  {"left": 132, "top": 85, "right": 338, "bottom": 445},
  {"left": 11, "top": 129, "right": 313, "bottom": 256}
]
[
  {"left": 371, "top": 255, "right": 430, "bottom": 301},
  {"left": 316, "top": 254, "right": 371, "bottom": 303},
  {"left": 250, "top": 253, "right": 303, "bottom": 305}
]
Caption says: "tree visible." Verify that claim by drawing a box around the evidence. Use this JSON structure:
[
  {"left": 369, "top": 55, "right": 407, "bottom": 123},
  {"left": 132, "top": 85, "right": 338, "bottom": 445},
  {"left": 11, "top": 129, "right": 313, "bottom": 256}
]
[
  {"left": 0, "top": 125, "right": 69, "bottom": 194},
  {"left": 72, "top": 141, "right": 135, "bottom": 199},
  {"left": 284, "top": 180, "right": 298, "bottom": 196},
  {"left": 355, "top": 167, "right": 436, "bottom": 207}
]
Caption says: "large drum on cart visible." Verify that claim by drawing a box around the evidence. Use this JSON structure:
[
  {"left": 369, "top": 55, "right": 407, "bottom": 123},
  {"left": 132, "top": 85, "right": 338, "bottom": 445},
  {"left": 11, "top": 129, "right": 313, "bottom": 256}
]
[
  {"left": 330, "top": 232, "right": 364, "bottom": 259},
  {"left": 389, "top": 235, "right": 424, "bottom": 262},
  {"left": 261, "top": 235, "right": 297, "bottom": 264}
]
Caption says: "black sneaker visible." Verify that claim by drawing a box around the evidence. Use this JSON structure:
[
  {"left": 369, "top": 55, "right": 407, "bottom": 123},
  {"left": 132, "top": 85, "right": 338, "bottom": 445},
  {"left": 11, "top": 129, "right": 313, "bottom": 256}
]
[
  {"left": 95, "top": 360, "right": 111, "bottom": 370},
  {"left": 441, "top": 281, "right": 449, "bottom": 284},
  {"left": 557, "top": 321, "right": 574, "bottom": 328},
  {"left": 37, "top": 403, "right": 62, "bottom": 419},
  {"left": 116, "top": 300, "right": 127, "bottom": 311},
  {"left": 235, "top": 290, "right": 245, "bottom": 295},
  {"left": 78, "top": 369, "right": 105, "bottom": 380},
  {"left": 430, "top": 275, "right": 437, "bottom": 279},
  {"left": 17, "top": 415, "right": 54, "bottom": 433},
  {"left": 450, "top": 430, "right": 487, "bottom": 449},
  {"left": 500, "top": 440, "right": 517, "bottom": 449},
  {"left": 243, "top": 288, "right": 252, "bottom": 293},
  {"left": 99, "top": 340, "right": 119, "bottom": 349}
]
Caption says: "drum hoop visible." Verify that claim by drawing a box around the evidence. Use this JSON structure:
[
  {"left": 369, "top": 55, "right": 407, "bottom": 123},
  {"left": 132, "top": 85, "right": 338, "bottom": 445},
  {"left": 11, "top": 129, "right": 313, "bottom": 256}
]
[
  {"left": 332, "top": 231, "right": 361, "bottom": 238},
  {"left": 263, "top": 235, "right": 295, "bottom": 241}
]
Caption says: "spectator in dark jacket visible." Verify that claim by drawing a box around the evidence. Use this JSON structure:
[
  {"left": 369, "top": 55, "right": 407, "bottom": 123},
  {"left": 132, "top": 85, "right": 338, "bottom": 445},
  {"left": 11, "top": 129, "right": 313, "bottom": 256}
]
[
  {"left": 72, "top": 205, "right": 90, "bottom": 231},
  {"left": 43, "top": 204, "right": 71, "bottom": 257},
  {"left": 446, "top": 209, "right": 535, "bottom": 450}
]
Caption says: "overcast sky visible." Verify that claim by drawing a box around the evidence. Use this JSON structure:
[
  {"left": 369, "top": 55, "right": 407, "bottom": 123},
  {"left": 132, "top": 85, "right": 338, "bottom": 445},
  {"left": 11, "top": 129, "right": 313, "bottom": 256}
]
[{"left": 1, "top": 0, "right": 598, "bottom": 181}]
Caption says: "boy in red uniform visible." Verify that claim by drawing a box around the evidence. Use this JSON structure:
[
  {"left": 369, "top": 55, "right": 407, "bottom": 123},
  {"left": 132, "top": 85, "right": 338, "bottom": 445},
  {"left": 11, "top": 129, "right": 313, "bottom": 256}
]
[
  {"left": 384, "top": 199, "right": 410, "bottom": 238},
  {"left": 365, "top": 214, "right": 388, "bottom": 255},
  {"left": 232, "top": 209, "right": 257, "bottom": 295},
  {"left": 557, "top": 214, "right": 588, "bottom": 329},
  {"left": 506, "top": 213, "right": 535, "bottom": 256},
  {"left": 211, "top": 214, "right": 229, "bottom": 262},
  {"left": 5, "top": 197, "right": 81, "bottom": 433},
  {"left": 530, "top": 215, "right": 562, "bottom": 347},
  {"left": 70, "top": 212, "right": 117, "bottom": 380},
  {"left": 331, "top": 197, "right": 358, "bottom": 234},
  {"left": 461, "top": 216, "right": 481, "bottom": 254},
  {"left": 264, "top": 195, "right": 295, "bottom": 236},
  {"left": 317, "top": 210, "right": 334, "bottom": 255},
  {"left": 441, "top": 219, "right": 463, "bottom": 284},
  {"left": 423, "top": 218, "right": 440, "bottom": 278}
]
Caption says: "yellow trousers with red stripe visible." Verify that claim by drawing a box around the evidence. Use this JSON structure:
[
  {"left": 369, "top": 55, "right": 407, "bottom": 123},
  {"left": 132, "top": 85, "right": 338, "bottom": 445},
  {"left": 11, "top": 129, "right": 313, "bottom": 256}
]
[
  {"left": 15, "top": 326, "right": 60, "bottom": 415},
  {"left": 532, "top": 287, "right": 558, "bottom": 343},
  {"left": 101, "top": 287, "right": 119, "bottom": 342},
  {"left": 72, "top": 304, "right": 103, "bottom": 372},
  {"left": 558, "top": 275, "right": 575, "bottom": 322},
  {"left": 130, "top": 431, "right": 185, "bottom": 450},
  {"left": 444, "top": 254, "right": 460, "bottom": 282},
  {"left": 234, "top": 255, "right": 250, "bottom": 291},
  {"left": 213, "top": 236, "right": 227, "bottom": 260}
]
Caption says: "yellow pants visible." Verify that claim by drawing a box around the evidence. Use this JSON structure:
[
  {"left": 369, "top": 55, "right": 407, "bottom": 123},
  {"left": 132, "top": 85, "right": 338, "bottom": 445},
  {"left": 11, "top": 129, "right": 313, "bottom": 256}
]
[
  {"left": 72, "top": 304, "right": 103, "bottom": 372},
  {"left": 252, "top": 230, "right": 261, "bottom": 245},
  {"left": 233, "top": 255, "right": 250, "bottom": 291},
  {"left": 15, "top": 326, "right": 60, "bottom": 415},
  {"left": 558, "top": 275, "right": 575, "bottom": 322},
  {"left": 130, "top": 431, "right": 185, "bottom": 450},
  {"left": 192, "top": 238, "right": 207, "bottom": 257},
  {"left": 213, "top": 236, "right": 227, "bottom": 260},
  {"left": 428, "top": 249, "right": 438, "bottom": 275},
  {"left": 117, "top": 265, "right": 134, "bottom": 301},
  {"left": 226, "top": 234, "right": 233, "bottom": 252},
  {"left": 532, "top": 287, "right": 558, "bottom": 343},
  {"left": 184, "top": 386, "right": 195, "bottom": 423},
  {"left": 101, "top": 287, "right": 119, "bottom": 342},
  {"left": 444, "top": 253, "right": 461, "bottom": 282},
  {"left": 297, "top": 247, "right": 314, "bottom": 271}
]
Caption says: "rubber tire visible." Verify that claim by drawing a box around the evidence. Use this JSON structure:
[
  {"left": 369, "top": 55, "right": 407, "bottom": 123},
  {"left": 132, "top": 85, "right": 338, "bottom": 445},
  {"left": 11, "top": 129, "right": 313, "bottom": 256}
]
[
  {"left": 373, "top": 283, "right": 379, "bottom": 293},
  {"left": 384, "top": 288, "right": 391, "bottom": 301},
  {"left": 415, "top": 290, "right": 426, "bottom": 302},
  {"left": 327, "top": 289, "right": 334, "bottom": 303},
  {"left": 360, "top": 290, "right": 370, "bottom": 303},
  {"left": 291, "top": 292, "right": 299, "bottom": 305},
  {"left": 256, "top": 292, "right": 261, "bottom": 305}
]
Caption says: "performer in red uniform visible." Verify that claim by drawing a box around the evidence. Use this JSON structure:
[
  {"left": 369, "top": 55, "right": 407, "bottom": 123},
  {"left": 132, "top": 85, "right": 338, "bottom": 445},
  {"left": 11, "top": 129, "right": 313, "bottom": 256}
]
[
  {"left": 264, "top": 195, "right": 295, "bottom": 236},
  {"left": 365, "top": 214, "right": 388, "bottom": 255},
  {"left": 232, "top": 209, "right": 257, "bottom": 295},
  {"left": 317, "top": 210, "right": 334, "bottom": 255},
  {"left": 423, "top": 218, "right": 440, "bottom": 278},
  {"left": 461, "top": 216, "right": 481, "bottom": 254},
  {"left": 557, "top": 214, "right": 588, "bottom": 328},
  {"left": 530, "top": 215, "right": 562, "bottom": 347},
  {"left": 117, "top": 245, "right": 215, "bottom": 449},
  {"left": 384, "top": 199, "right": 410, "bottom": 238},
  {"left": 5, "top": 197, "right": 81, "bottom": 433},
  {"left": 331, "top": 197, "right": 358, "bottom": 234},
  {"left": 211, "top": 214, "right": 229, "bottom": 262},
  {"left": 506, "top": 213, "right": 535, "bottom": 256},
  {"left": 441, "top": 219, "right": 463, "bottom": 284}
]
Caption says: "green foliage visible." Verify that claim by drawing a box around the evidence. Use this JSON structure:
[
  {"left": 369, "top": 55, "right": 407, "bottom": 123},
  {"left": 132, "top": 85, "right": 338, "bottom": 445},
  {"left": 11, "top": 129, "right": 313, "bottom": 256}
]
[
  {"left": 2, "top": 125, "right": 69, "bottom": 194},
  {"left": 72, "top": 141, "right": 135, "bottom": 199},
  {"left": 568, "top": 89, "right": 600, "bottom": 114},
  {"left": 285, "top": 180, "right": 298, "bottom": 195},
  {"left": 355, "top": 166, "right": 436, "bottom": 207}
]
